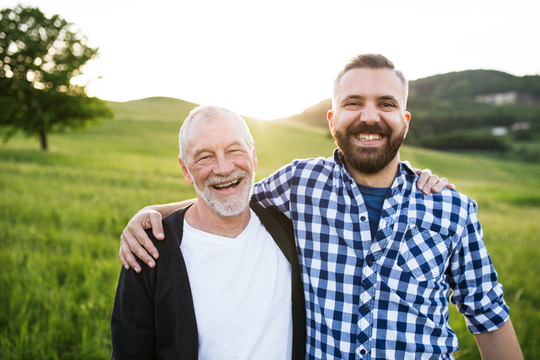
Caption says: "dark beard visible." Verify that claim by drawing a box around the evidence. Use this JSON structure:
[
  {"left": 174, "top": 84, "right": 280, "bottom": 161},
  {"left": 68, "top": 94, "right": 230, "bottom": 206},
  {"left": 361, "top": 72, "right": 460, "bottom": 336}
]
[{"left": 333, "top": 122, "right": 406, "bottom": 174}]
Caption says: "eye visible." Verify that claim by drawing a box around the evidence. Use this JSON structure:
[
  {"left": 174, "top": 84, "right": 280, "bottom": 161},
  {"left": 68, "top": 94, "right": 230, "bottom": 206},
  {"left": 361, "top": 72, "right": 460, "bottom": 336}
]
[
  {"left": 229, "top": 147, "right": 245, "bottom": 154},
  {"left": 197, "top": 154, "right": 211, "bottom": 162},
  {"left": 345, "top": 101, "right": 361, "bottom": 107},
  {"left": 380, "top": 102, "right": 396, "bottom": 108}
]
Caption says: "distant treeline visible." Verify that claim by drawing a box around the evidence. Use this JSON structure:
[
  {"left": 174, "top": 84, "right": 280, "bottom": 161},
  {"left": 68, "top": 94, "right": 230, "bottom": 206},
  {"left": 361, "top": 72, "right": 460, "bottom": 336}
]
[
  {"left": 410, "top": 70, "right": 540, "bottom": 100},
  {"left": 407, "top": 70, "right": 540, "bottom": 151}
]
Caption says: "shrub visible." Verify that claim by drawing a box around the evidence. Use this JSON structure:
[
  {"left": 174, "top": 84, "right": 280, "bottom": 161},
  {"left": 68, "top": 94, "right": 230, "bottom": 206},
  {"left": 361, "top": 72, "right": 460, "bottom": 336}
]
[{"left": 420, "top": 131, "right": 510, "bottom": 151}]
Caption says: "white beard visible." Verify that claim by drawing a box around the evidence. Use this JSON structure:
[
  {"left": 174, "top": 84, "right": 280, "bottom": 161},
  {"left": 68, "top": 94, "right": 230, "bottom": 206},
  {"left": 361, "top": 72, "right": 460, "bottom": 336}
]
[{"left": 192, "top": 169, "right": 254, "bottom": 218}]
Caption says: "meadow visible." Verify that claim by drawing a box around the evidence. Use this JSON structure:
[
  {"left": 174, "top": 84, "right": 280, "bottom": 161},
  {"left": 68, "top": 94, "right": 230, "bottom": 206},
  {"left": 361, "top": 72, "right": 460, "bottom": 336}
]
[{"left": 1, "top": 97, "right": 539, "bottom": 359}]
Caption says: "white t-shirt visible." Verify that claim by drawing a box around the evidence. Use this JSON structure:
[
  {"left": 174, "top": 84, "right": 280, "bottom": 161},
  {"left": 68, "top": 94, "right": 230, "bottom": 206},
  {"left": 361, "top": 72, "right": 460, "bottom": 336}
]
[{"left": 181, "top": 209, "right": 293, "bottom": 360}]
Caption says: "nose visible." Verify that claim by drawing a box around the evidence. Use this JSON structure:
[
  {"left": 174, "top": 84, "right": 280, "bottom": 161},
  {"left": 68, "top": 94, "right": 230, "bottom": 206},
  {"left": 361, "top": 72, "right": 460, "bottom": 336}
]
[
  {"left": 359, "top": 104, "right": 380, "bottom": 125},
  {"left": 213, "top": 153, "right": 235, "bottom": 175}
]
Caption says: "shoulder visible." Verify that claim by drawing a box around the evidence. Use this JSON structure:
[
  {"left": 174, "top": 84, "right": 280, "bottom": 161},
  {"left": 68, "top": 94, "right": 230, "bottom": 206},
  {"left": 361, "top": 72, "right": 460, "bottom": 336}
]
[
  {"left": 250, "top": 202, "right": 297, "bottom": 262},
  {"left": 408, "top": 186, "right": 478, "bottom": 236},
  {"left": 250, "top": 202, "right": 294, "bottom": 235},
  {"left": 407, "top": 178, "right": 476, "bottom": 211},
  {"left": 277, "top": 156, "right": 338, "bottom": 189},
  {"left": 250, "top": 202, "right": 292, "bottom": 226},
  {"left": 400, "top": 164, "right": 474, "bottom": 211},
  {"left": 144, "top": 206, "right": 190, "bottom": 250},
  {"left": 430, "top": 188, "right": 476, "bottom": 211},
  {"left": 295, "top": 155, "right": 337, "bottom": 172},
  {"left": 276, "top": 155, "right": 337, "bottom": 177}
]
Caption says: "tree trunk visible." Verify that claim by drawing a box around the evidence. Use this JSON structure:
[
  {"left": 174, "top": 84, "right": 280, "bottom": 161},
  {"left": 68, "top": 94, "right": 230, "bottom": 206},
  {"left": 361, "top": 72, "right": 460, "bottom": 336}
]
[{"left": 39, "top": 130, "right": 48, "bottom": 151}]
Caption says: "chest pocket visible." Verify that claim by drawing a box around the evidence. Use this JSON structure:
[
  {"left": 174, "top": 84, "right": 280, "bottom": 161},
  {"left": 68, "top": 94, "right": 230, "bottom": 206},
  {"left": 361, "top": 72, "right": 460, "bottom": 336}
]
[{"left": 397, "top": 223, "right": 452, "bottom": 282}]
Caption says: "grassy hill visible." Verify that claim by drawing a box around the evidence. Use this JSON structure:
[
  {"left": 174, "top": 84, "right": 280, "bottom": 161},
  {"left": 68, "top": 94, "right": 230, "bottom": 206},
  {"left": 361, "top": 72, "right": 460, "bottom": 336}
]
[
  {"left": 275, "top": 98, "right": 332, "bottom": 129},
  {"left": 105, "top": 96, "right": 199, "bottom": 122},
  {"left": 1, "top": 98, "right": 539, "bottom": 358}
]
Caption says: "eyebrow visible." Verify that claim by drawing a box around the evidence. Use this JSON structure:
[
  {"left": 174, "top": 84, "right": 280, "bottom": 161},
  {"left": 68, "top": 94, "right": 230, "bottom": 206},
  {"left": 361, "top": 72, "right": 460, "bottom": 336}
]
[
  {"left": 340, "top": 94, "right": 401, "bottom": 106},
  {"left": 378, "top": 95, "right": 400, "bottom": 103},
  {"left": 341, "top": 94, "right": 364, "bottom": 102},
  {"left": 191, "top": 140, "right": 246, "bottom": 159}
]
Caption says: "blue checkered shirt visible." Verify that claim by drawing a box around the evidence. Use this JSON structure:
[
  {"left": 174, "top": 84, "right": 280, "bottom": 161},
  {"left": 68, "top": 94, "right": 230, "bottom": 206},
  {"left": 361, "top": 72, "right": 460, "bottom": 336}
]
[{"left": 252, "top": 149, "right": 509, "bottom": 360}]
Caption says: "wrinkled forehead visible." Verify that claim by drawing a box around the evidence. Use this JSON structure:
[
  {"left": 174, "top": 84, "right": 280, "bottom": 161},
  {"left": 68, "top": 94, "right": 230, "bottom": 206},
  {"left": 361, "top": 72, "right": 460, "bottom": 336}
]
[
  {"left": 187, "top": 112, "right": 231, "bottom": 135},
  {"left": 186, "top": 115, "right": 249, "bottom": 149}
]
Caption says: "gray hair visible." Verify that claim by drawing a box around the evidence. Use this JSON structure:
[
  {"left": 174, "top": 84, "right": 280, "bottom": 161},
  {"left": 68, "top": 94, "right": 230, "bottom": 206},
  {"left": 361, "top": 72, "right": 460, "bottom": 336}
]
[
  {"left": 333, "top": 53, "right": 409, "bottom": 105},
  {"left": 178, "top": 105, "right": 254, "bottom": 162}
]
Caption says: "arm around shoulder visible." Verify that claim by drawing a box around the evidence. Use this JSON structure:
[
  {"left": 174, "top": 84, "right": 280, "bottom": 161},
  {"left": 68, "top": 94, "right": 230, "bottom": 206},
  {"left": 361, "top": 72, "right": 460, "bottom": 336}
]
[
  {"left": 119, "top": 200, "right": 195, "bottom": 272},
  {"left": 474, "top": 318, "right": 523, "bottom": 360}
]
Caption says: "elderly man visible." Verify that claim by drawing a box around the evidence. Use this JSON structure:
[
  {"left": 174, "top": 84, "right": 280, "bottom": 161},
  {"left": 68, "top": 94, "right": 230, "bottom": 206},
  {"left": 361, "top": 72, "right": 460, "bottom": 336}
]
[
  {"left": 118, "top": 54, "right": 522, "bottom": 359},
  {"left": 111, "top": 105, "right": 306, "bottom": 359}
]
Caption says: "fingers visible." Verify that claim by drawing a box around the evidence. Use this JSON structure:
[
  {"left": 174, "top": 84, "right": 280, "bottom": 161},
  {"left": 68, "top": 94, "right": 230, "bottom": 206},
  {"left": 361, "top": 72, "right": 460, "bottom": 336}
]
[
  {"left": 415, "top": 168, "right": 456, "bottom": 195},
  {"left": 120, "top": 232, "right": 138, "bottom": 272},
  {"left": 425, "top": 176, "right": 449, "bottom": 195},
  {"left": 119, "top": 245, "right": 130, "bottom": 270},
  {"left": 117, "top": 209, "right": 165, "bottom": 272},
  {"left": 416, "top": 168, "right": 432, "bottom": 194},
  {"left": 119, "top": 225, "right": 159, "bottom": 272},
  {"left": 119, "top": 233, "right": 143, "bottom": 272},
  {"left": 148, "top": 212, "right": 165, "bottom": 241}
]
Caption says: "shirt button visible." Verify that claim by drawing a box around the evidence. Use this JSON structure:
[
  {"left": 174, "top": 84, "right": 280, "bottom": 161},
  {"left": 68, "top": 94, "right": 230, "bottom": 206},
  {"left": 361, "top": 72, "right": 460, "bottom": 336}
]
[
  {"left": 360, "top": 349, "right": 367, "bottom": 355},
  {"left": 367, "top": 261, "right": 373, "bottom": 267},
  {"left": 360, "top": 216, "right": 366, "bottom": 221},
  {"left": 363, "top": 304, "right": 369, "bottom": 312}
]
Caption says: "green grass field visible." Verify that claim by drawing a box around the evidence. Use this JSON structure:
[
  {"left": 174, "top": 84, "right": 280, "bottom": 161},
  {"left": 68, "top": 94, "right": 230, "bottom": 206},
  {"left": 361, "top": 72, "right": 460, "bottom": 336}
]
[{"left": 1, "top": 98, "right": 539, "bottom": 358}]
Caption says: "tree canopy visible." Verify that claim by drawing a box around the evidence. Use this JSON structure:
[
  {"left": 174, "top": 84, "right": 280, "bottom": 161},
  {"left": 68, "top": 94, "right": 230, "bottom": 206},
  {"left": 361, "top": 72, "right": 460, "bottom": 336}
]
[{"left": 0, "top": 5, "right": 113, "bottom": 151}]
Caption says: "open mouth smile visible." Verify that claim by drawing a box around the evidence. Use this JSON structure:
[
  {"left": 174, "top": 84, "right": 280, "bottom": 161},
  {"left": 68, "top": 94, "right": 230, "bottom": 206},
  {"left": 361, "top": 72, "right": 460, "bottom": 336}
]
[
  {"left": 212, "top": 179, "right": 241, "bottom": 190},
  {"left": 355, "top": 133, "right": 383, "bottom": 141}
]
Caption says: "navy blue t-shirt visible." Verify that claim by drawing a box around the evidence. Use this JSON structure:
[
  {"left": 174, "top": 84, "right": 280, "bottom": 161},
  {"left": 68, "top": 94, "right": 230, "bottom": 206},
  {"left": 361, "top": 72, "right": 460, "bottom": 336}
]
[{"left": 357, "top": 183, "right": 389, "bottom": 240}]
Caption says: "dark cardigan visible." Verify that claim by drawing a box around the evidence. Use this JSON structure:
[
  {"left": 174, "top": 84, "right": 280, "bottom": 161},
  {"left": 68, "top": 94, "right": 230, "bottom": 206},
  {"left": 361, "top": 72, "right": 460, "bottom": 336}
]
[{"left": 111, "top": 202, "right": 306, "bottom": 360}]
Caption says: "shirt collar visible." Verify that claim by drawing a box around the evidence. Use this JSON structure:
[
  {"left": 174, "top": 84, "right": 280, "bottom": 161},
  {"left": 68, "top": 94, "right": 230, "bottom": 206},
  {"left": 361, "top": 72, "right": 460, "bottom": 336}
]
[{"left": 333, "top": 149, "right": 355, "bottom": 186}]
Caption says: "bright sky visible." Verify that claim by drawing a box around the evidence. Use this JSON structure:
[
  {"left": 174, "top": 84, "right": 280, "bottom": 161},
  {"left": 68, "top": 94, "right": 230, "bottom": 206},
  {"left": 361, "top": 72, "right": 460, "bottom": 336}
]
[{"left": 4, "top": 0, "right": 540, "bottom": 119}]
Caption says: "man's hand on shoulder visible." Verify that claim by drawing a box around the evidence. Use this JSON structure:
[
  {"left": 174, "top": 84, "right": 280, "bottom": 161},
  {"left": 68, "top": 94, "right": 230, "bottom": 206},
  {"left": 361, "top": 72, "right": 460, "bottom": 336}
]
[
  {"left": 119, "top": 208, "right": 164, "bottom": 273},
  {"left": 119, "top": 200, "right": 195, "bottom": 272},
  {"left": 414, "top": 168, "right": 456, "bottom": 196}
]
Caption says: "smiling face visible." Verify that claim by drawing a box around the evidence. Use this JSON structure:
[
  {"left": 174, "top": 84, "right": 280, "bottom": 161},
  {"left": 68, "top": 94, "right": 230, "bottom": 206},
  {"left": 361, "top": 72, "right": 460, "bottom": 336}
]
[
  {"left": 328, "top": 67, "right": 411, "bottom": 176},
  {"left": 179, "top": 114, "right": 257, "bottom": 218}
]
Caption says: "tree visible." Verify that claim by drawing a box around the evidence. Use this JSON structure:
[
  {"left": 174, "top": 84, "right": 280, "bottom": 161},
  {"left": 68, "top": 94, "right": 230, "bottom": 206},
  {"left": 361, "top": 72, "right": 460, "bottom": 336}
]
[{"left": 0, "top": 5, "right": 113, "bottom": 151}]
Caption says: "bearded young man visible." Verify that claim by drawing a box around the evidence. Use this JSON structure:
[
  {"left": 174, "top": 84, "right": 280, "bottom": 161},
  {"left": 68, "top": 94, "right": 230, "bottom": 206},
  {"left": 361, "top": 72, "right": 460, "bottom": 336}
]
[{"left": 117, "top": 54, "right": 522, "bottom": 359}]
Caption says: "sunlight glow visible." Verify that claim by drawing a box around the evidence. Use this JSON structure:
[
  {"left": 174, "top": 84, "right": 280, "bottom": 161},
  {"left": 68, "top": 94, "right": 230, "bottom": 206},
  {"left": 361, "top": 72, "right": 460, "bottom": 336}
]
[{"left": 3, "top": 0, "right": 540, "bottom": 120}]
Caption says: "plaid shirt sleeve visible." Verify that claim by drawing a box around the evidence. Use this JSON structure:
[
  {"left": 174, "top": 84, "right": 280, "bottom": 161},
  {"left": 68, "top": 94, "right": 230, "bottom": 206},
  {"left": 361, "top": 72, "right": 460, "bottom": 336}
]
[
  {"left": 252, "top": 158, "right": 323, "bottom": 219},
  {"left": 252, "top": 161, "right": 294, "bottom": 217},
  {"left": 447, "top": 197, "right": 510, "bottom": 334}
]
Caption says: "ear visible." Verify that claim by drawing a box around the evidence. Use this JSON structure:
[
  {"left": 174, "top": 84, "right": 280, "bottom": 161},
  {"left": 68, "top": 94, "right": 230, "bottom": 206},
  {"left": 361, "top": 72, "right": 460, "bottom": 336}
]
[
  {"left": 327, "top": 109, "right": 335, "bottom": 132},
  {"left": 403, "top": 111, "right": 411, "bottom": 138},
  {"left": 178, "top": 157, "right": 194, "bottom": 185}
]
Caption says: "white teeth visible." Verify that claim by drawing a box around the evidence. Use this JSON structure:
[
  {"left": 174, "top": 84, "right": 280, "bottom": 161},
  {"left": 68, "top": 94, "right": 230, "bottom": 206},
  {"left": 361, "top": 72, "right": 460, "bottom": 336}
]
[
  {"left": 356, "top": 134, "right": 382, "bottom": 141},
  {"left": 214, "top": 179, "right": 240, "bottom": 189}
]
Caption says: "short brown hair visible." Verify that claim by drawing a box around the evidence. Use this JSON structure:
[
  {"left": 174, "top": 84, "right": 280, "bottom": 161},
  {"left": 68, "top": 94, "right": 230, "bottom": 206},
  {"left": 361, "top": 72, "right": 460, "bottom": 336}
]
[{"left": 333, "top": 54, "right": 409, "bottom": 104}]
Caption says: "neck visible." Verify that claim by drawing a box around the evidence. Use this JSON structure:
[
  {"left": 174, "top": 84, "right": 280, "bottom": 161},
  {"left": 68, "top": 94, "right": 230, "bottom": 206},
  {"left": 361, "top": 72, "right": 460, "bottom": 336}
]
[
  {"left": 184, "top": 200, "right": 251, "bottom": 238},
  {"left": 346, "top": 154, "right": 401, "bottom": 188}
]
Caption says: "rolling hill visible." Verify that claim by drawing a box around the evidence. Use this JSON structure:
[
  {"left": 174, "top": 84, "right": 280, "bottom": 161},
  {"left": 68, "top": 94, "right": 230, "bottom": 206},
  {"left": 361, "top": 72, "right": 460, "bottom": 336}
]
[{"left": 105, "top": 97, "right": 199, "bottom": 122}]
